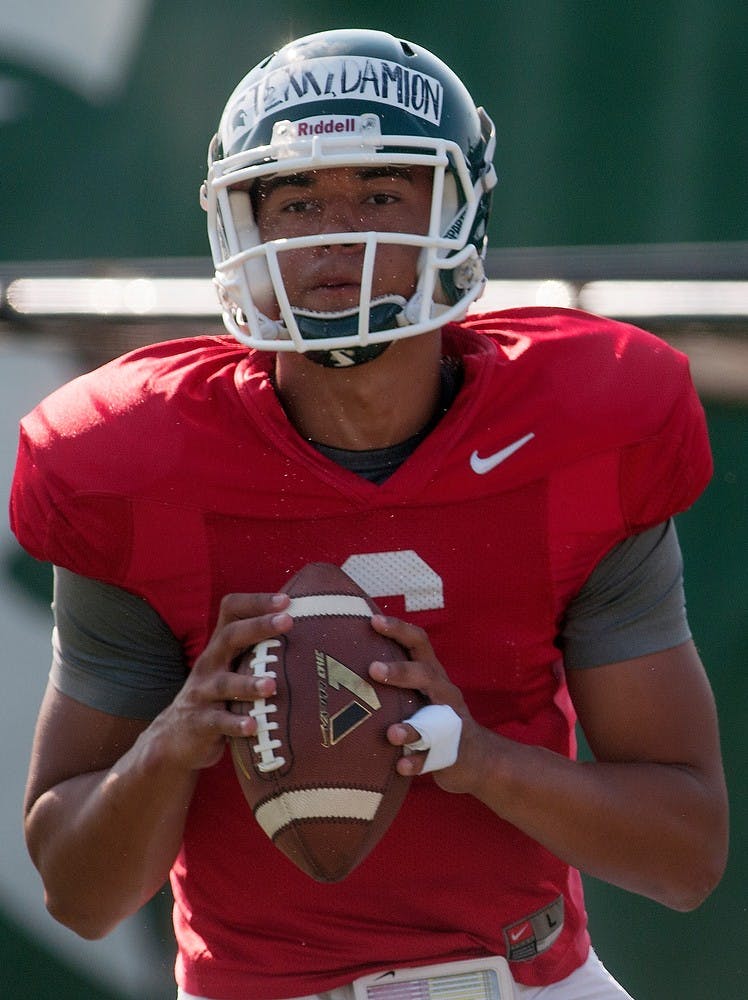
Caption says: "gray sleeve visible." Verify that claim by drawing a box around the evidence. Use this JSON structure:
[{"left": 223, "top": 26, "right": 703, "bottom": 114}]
[
  {"left": 560, "top": 520, "right": 692, "bottom": 669},
  {"left": 50, "top": 566, "right": 188, "bottom": 719}
]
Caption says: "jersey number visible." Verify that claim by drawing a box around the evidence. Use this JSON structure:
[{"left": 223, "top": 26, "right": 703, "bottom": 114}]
[{"left": 341, "top": 550, "right": 444, "bottom": 612}]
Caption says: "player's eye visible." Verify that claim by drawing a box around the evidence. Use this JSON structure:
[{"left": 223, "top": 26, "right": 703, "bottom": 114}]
[
  {"left": 282, "top": 198, "right": 319, "bottom": 214},
  {"left": 366, "top": 192, "right": 399, "bottom": 206}
]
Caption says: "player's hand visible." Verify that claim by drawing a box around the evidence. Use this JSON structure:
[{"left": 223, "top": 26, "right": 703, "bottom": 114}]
[
  {"left": 369, "top": 614, "right": 488, "bottom": 795},
  {"left": 150, "top": 593, "right": 293, "bottom": 772}
]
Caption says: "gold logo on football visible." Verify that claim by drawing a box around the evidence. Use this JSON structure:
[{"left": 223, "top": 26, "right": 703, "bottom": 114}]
[{"left": 315, "top": 650, "right": 382, "bottom": 746}]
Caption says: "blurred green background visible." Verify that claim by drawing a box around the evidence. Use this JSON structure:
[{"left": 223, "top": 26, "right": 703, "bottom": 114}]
[
  {"left": 0, "top": 2, "right": 745, "bottom": 998},
  {"left": 2, "top": 0, "right": 747, "bottom": 261}
]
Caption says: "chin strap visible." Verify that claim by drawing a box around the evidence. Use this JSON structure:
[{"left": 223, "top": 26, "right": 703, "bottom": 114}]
[
  {"left": 305, "top": 344, "right": 392, "bottom": 368},
  {"left": 294, "top": 297, "right": 406, "bottom": 368}
]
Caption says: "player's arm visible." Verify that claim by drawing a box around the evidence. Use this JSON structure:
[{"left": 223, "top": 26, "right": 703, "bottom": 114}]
[
  {"left": 375, "top": 631, "right": 727, "bottom": 911},
  {"left": 24, "top": 576, "right": 291, "bottom": 939},
  {"left": 25, "top": 688, "right": 182, "bottom": 938},
  {"left": 372, "top": 523, "right": 729, "bottom": 911},
  {"left": 563, "top": 640, "right": 727, "bottom": 906}
]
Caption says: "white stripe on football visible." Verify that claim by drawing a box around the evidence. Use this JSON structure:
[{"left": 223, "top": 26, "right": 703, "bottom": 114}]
[
  {"left": 286, "top": 594, "right": 372, "bottom": 618},
  {"left": 255, "top": 788, "right": 383, "bottom": 839}
]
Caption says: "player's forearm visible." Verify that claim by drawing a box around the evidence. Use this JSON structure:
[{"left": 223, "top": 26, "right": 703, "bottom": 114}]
[
  {"left": 467, "top": 729, "right": 728, "bottom": 911},
  {"left": 25, "top": 728, "right": 198, "bottom": 939}
]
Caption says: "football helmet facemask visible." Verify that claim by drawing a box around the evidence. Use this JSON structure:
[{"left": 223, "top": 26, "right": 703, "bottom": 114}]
[{"left": 201, "top": 28, "right": 497, "bottom": 363}]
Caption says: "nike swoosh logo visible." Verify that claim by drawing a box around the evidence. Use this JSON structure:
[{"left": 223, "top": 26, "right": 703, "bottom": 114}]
[
  {"left": 509, "top": 922, "right": 532, "bottom": 942},
  {"left": 470, "top": 432, "right": 535, "bottom": 475}
]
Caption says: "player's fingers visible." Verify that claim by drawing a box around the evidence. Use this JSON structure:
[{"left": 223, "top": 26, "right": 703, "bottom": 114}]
[
  {"left": 154, "top": 692, "right": 261, "bottom": 771},
  {"left": 173, "top": 664, "right": 273, "bottom": 722},
  {"left": 369, "top": 614, "right": 451, "bottom": 691},
  {"left": 370, "top": 613, "right": 433, "bottom": 660},
  {"left": 180, "top": 708, "right": 262, "bottom": 761},
  {"left": 217, "top": 592, "right": 290, "bottom": 627},
  {"left": 397, "top": 749, "right": 427, "bottom": 777},
  {"left": 406, "top": 704, "right": 463, "bottom": 769},
  {"left": 370, "top": 656, "right": 426, "bottom": 687},
  {"left": 387, "top": 722, "right": 420, "bottom": 747},
  {"left": 387, "top": 720, "right": 461, "bottom": 778},
  {"left": 210, "top": 668, "right": 277, "bottom": 703},
  {"left": 194, "top": 597, "right": 292, "bottom": 676},
  {"left": 369, "top": 653, "right": 456, "bottom": 706},
  {"left": 387, "top": 721, "right": 422, "bottom": 747}
]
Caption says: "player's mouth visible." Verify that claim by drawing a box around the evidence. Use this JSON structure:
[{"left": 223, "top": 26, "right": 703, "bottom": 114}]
[{"left": 303, "top": 279, "right": 362, "bottom": 310}]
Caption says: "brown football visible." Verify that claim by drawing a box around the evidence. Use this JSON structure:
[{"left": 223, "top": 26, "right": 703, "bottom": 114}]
[{"left": 229, "top": 562, "right": 424, "bottom": 882}]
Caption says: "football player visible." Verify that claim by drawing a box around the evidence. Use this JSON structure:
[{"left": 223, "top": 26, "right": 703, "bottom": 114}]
[{"left": 11, "top": 28, "right": 728, "bottom": 1000}]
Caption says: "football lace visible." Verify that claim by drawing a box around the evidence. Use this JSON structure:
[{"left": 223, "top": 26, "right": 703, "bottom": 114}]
[{"left": 248, "top": 638, "right": 286, "bottom": 772}]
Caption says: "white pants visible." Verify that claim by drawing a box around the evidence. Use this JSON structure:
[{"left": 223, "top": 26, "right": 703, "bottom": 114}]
[{"left": 178, "top": 949, "right": 635, "bottom": 1000}]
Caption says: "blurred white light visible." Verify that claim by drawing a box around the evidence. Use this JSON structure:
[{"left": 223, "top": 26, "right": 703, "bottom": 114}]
[
  {"left": 122, "top": 278, "right": 157, "bottom": 314},
  {"left": 6, "top": 276, "right": 748, "bottom": 322},
  {"left": 579, "top": 281, "right": 748, "bottom": 317},
  {"left": 90, "top": 279, "right": 121, "bottom": 314},
  {"left": 6, "top": 277, "right": 219, "bottom": 316},
  {"left": 475, "top": 280, "right": 575, "bottom": 312},
  {"left": 535, "top": 280, "right": 575, "bottom": 307}
]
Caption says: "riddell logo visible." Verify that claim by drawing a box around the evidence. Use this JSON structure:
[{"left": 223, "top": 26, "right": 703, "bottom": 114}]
[{"left": 296, "top": 117, "right": 357, "bottom": 136}]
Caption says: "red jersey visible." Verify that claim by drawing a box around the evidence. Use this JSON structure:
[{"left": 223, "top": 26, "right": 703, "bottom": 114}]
[{"left": 10, "top": 309, "right": 712, "bottom": 999}]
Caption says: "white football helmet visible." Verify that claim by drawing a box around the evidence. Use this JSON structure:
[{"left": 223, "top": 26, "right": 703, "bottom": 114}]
[{"left": 201, "top": 28, "right": 497, "bottom": 364}]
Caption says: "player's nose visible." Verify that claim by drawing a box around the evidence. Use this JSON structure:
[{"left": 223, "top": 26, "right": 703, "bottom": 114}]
[{"left": 319, "top": 201, "right": 366, "bottom": 247}]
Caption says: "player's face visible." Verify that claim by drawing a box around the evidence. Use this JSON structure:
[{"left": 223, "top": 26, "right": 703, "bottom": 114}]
[{"left": 253, "top": 165, "right": 433, "bottom": 314}]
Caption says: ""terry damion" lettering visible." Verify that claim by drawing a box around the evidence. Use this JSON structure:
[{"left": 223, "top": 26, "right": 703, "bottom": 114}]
[{"left": 227, "top": 55, "right": 443, "bottom": 145}]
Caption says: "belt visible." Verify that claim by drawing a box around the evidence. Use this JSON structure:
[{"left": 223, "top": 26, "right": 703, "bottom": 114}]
[{"left": 352, "top": 955, "right": 515, "bottom": 1000}]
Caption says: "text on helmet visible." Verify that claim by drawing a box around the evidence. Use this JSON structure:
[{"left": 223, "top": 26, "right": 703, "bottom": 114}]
[{"left": 226, "top": 55, "right": 444, "bottom": 151}]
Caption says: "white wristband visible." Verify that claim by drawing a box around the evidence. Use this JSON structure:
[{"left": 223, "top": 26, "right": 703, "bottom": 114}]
[{"left": 403, "top": 704, "right": 462, "bottom": 773}]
